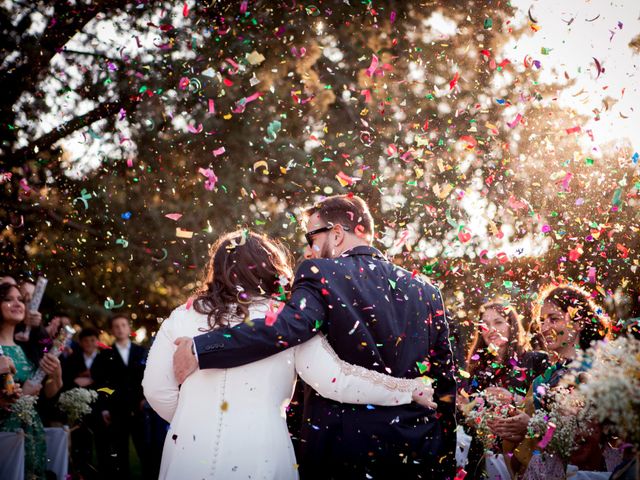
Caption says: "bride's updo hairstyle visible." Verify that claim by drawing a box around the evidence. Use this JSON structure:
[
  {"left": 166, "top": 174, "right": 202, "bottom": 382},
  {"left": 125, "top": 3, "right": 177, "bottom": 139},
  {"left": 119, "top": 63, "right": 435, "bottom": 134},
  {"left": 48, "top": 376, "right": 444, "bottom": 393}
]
[{"left": 193, "top": 230, "right": 293, "bottom": 330}]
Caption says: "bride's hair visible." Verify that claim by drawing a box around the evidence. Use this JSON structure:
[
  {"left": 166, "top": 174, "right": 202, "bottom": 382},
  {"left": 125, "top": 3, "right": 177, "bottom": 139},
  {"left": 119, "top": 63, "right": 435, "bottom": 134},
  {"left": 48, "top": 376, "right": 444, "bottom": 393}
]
[{"left": 193, "top": 230, "right": 293, "bottom": 330}]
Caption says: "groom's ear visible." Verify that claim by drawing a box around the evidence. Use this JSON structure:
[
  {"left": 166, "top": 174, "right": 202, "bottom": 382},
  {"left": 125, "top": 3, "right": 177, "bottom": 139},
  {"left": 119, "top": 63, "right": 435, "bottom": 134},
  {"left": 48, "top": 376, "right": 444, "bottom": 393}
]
[{"left": 333, "top": 224, "right": 347, "bottom": 246}]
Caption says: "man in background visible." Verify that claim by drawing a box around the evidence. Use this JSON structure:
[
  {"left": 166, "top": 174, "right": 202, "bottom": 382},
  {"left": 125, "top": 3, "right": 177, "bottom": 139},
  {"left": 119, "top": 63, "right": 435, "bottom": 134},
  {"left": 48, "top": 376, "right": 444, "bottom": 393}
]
[
  {"left": 92, "top": 315, "right": 147, "bottom": 479},
  {"left": 62, "top": 327, "right": 102, "bottom": 478}
]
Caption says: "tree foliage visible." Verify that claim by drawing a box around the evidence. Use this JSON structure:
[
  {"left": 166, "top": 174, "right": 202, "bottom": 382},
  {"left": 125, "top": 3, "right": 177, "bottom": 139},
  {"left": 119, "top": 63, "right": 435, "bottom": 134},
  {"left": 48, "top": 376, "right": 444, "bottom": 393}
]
[{"left": 1, "top": 0, "right": 638, "bottom": 332}]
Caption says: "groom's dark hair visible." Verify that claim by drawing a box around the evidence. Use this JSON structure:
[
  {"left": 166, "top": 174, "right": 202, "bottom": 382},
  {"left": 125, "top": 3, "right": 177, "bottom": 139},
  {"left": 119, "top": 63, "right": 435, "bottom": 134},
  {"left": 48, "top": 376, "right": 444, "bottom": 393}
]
[{"left": 305, "top": 194, "right": 374, "bottom": 241}]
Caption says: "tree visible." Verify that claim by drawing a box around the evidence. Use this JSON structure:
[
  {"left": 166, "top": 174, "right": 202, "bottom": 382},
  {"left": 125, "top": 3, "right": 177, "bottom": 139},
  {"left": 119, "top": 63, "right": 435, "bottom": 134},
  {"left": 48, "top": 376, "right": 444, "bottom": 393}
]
[{"left": 1, "top": 1, "right": 637, "bottom": 333}]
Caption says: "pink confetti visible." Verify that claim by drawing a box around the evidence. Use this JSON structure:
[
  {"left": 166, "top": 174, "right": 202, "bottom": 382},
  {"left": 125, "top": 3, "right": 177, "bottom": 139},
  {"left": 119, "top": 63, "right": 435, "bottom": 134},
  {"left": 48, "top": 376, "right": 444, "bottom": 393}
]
[
  {"left": 233, "top": 91, "right": 262, "bottom": 113},
  {"left": 208, "top": 99, "right": 215, "bottom": 114},
  {"left": 560, "top": 172, "right": 573, "bottom": 192},
  {"left": 394, "top": 230, "right": 410, "bottom": 248},
  {"left": 390, "top": 11, "right": 396, "bottom": 23},
  {"left": 187, "top": 123, "right": 203, "bottom": 134},
  {"left": 508, "top": 195, "right": 528, "bottom": 210},
  {"left": 182, "top": 2, "right": 189, "bottom": 17},
  {"left": 538, "top": 423, "right": 556, "bottom": 449},
  {"left": 185, "top": 296, "right": 195, "bottom": 310},
  {"left": 198, "top": 167, "right": 218, "bottom": 191},
  {"left": 19, "top": 178, "right": 31, "bottom": 193},
  {"left": 178, "top": 77, "right": 190, "bottom": 90},
  {"left": 265, "top": 300, "right": 285, "bottom": 326},
  {"left": 291, "top": 46, "right": 306, "bottom": 58},
  {"left": 366, "top": 54, "right": 379, "bottom": 77},
  {"left": 224, "top": 58, "right": 240, "bottom": 75},
  {"left": 212, "top": 147, "right": 226, "bottom": 157},
  {"left": 507, "top": 113, "right": 523, "bottom": 128},
  {"left": 165, "top": 213, "right": 183, "bottom": 221},
  {"left": 588, "top": 267, "right": 597, "bottom": 283},
  {"left": 240, "top": 0, "right": 248, "bottom": 14}
]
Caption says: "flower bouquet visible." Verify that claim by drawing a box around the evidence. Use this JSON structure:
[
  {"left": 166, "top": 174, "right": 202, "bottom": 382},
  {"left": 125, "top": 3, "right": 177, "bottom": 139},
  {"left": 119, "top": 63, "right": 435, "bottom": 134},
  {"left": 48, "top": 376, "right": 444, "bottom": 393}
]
[
  {"left": 568, "top": 336, "right": 640, "bottom": 449},
  {"left": 57, "top": 387, "right": 98, "bottom": 426},
  {"left": 524, "top": 383, "right": 595, "bottom": 480},
  {"left": 11, "top": 395, "right": 39, "bottom": 427},
  {"left": 462, "top": 389, "right": 518, "bottom": 451}
]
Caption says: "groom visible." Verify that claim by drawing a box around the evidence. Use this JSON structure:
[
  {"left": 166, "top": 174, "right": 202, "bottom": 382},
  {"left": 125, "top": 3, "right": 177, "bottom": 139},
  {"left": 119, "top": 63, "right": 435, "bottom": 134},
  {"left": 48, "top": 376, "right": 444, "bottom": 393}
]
[{"left": 174, "top": 195, "right": 457, "bottom": 479}]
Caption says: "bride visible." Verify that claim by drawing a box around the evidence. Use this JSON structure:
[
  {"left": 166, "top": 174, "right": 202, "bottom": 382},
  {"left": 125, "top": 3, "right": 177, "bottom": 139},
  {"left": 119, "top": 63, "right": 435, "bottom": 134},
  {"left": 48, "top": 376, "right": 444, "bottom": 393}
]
[{"left": 143, "top": 230, "right": 436, "bottom": 480}]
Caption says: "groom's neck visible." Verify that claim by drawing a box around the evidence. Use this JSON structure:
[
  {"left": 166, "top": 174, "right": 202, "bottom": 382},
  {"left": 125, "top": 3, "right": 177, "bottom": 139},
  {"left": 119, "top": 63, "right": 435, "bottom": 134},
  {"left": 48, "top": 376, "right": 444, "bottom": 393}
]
[{"left": 333, "top": 238, "right": 371, "bottom": 257}]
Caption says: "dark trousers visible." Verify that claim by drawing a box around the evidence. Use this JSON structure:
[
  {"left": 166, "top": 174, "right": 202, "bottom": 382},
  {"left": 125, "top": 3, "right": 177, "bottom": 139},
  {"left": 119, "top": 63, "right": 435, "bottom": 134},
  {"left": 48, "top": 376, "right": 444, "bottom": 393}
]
[
  {"left": 69, "top": 417, "right": 98, "bottom": 479},
  {"left": 141, "top": 402, "right": 169, "bottom": 480},
  {"left": 95, "top": 410, "right": 145, "bottom": 479}
]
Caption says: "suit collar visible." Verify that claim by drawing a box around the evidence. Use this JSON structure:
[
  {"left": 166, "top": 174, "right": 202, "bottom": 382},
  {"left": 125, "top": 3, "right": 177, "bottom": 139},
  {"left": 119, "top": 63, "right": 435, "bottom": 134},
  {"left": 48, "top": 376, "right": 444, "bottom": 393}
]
[{"left": 339, "top": 245, "right": 386, "bottom": 260}]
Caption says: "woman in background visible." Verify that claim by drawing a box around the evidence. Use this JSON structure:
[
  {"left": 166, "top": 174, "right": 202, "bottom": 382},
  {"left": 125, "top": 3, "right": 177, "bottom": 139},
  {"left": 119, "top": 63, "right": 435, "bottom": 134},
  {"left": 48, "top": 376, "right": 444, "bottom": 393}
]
[
  {"left": 462, "top": 301, "right": 548, "bottom": 479},
  {"left": 0, "top": 282, "right": 63, "bottom": 479},
  {"left": 492, "top": 284, "right": 609, "bottom": 478}
]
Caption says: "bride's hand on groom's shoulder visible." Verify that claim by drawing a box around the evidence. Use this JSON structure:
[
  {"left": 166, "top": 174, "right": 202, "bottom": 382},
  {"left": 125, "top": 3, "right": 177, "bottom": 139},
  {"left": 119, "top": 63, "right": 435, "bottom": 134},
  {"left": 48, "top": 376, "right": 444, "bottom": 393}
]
[{"left": 411, "top": 380, "right": 437, "bottom": 409}]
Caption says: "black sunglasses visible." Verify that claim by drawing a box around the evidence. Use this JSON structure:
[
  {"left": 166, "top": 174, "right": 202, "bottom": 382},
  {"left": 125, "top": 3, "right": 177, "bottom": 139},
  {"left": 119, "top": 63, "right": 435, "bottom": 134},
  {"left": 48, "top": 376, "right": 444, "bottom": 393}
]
[{"left": 305, "top": 223, "right": 350, "bottom": 248}]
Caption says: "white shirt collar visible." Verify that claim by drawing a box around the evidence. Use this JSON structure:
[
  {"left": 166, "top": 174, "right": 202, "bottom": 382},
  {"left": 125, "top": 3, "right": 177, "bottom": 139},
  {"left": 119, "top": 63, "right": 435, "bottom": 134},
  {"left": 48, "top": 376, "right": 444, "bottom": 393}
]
[{"left": 115, "top": 340, "right": 132, "bottom": 365}]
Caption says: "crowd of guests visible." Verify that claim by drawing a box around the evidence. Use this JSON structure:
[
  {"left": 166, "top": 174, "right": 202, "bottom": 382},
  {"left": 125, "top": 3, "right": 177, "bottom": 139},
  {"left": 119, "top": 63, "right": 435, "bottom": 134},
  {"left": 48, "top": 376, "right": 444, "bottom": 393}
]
[
  {"left": 1, "top": 270, "right": 639, "bottom": 480},
  {"left": 0, "top": 275, "right": 167, "bottom": 480},
  {"left": 457, "top": 284, "right": 640, "bottom": 480}
]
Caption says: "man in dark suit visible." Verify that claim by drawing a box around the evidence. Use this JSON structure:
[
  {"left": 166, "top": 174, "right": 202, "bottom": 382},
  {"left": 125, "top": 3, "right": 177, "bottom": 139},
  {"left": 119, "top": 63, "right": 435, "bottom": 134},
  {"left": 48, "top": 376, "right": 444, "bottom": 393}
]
[
  {"left": 92, "top": 315, "right": 147, "bottom": 479},
  {"left": 173, "top": 195, "right": 457, "bottom": 479},
  {"left": 61, "top": 327, "right": 101, "bottom": 478}
]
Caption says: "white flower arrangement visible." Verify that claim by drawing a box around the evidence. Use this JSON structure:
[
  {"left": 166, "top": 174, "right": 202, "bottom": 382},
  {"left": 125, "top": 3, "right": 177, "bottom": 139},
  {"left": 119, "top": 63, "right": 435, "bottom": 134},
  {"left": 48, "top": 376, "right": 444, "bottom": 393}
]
[
  {"left": 462, "top": 390, "right": 517, "bottom": 451},
  {"left": 11, "top": 395, "right": 39, "bottom": 427},
  {"left": 566, "top": 336, "right": 640, "bottom": 448},
  {"left": 57, "top": 388, "right": 98, "bottom": 426},
  {"left": 526, "top": 385, "right": 593, "bottom": 463}
]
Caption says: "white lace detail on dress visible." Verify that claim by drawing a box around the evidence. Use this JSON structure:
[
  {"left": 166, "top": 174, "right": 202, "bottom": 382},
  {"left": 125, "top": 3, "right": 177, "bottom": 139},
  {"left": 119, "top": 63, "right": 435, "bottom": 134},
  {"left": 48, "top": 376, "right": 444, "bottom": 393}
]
[{"left": 318, "top": 335, "right": 418, "bottom": 392}]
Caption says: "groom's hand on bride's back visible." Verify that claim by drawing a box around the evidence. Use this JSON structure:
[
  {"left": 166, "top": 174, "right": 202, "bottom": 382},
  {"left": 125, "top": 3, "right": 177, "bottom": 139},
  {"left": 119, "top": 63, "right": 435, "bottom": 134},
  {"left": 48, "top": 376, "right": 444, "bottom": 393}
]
[{"left": 174, "top": 337, "right": 198, "bottom": 384}]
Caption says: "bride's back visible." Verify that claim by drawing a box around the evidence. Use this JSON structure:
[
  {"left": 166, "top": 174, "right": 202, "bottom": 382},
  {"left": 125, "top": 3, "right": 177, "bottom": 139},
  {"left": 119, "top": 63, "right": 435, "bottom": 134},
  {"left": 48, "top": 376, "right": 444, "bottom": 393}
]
[
  {"left": 150, "top": 302, "right": 298, "bottom": 479},
  {"left": 144, "top": 230, "right": 300, "bottom": 478}
]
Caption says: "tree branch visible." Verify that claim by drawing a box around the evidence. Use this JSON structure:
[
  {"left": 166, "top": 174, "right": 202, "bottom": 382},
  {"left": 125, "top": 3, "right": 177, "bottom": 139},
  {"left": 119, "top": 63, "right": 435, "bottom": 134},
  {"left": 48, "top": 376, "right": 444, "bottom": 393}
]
[{"left": 8, "top": 97, "right": 137, "bottom": 168}]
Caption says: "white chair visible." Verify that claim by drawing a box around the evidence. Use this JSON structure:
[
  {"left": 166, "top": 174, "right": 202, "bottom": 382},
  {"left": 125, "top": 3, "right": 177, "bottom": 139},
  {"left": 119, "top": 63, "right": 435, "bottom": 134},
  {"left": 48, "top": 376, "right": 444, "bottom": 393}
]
[
  {"left": 456, "top": 425, "right": 472, "bottom": 468},
  {"left": 486, "top": 453, "right": 511, "bottom": 480},
  {"left": 567, "top": 465, "right": 611, "bottom": 479},
  {"left": 45, "top": 426, "right": 69, "bottom": 480},
  {"left": 0, "top": 430, "right": 25, "bottom": 480}
]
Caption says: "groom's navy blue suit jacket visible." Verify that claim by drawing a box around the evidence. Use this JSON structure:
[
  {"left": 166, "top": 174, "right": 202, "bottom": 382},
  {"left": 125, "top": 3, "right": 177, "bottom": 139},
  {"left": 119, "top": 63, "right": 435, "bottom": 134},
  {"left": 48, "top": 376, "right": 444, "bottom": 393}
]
[{"left": 193, "top": 246, "right": 457, "bottom": 479}]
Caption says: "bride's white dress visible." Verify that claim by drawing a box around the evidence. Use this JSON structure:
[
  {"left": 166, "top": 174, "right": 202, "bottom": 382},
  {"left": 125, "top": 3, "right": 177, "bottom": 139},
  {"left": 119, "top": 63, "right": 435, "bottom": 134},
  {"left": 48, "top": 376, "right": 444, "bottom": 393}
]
[{"left": 143, "top": 301, "right": 419, "bottom": 480}]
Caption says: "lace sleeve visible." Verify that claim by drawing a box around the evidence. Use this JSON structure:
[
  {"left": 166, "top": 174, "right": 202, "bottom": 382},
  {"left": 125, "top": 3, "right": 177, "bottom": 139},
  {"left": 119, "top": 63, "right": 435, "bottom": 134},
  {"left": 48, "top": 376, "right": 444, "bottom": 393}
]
[{"left": 294, "top": 334, "right": 417, "bottom": 405}]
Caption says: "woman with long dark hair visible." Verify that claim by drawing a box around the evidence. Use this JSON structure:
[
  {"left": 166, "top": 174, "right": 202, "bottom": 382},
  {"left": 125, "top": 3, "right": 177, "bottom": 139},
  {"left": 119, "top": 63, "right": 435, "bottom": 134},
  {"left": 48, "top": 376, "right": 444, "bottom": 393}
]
[
  {"left": 461, "top": 301, "right": 548, "bottom": 479},
  {"left": 143, "top": 230, "right": 436, "bottom": 480},
  {"left": 465, "top": 301, "right": 547, "bottom": 397},
  {"left": 0, "top": 282, "right": 63, "bottom": 479},
  {"left": 492, "top": 284, "right": 610, "bottom": 478}
]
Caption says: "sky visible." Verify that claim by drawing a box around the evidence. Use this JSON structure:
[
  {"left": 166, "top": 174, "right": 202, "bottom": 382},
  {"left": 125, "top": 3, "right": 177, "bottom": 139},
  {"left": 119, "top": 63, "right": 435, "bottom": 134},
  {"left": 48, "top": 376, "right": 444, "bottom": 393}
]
[{"left": 506, "top": 0, "right": 640, "bottom": 154}]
